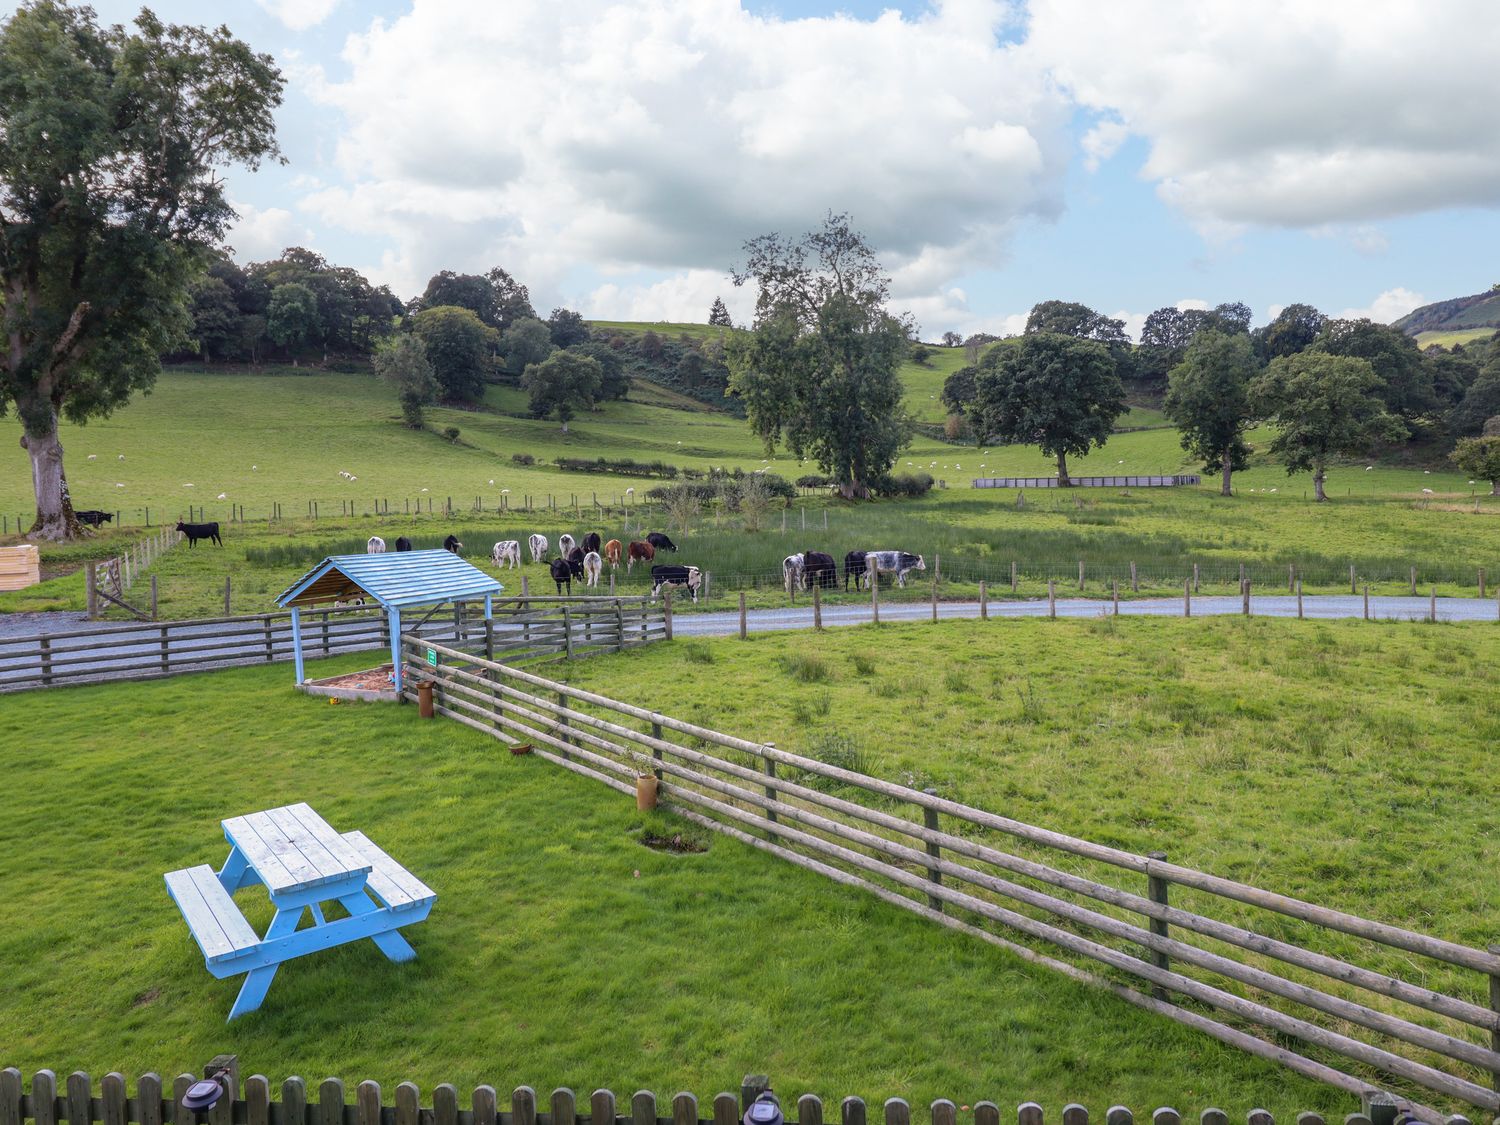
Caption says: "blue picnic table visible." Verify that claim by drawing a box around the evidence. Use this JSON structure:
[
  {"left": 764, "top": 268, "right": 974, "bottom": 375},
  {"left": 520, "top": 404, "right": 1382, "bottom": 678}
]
[{"left": 164, "top": 802, "right": 435, "bottom": 1021}]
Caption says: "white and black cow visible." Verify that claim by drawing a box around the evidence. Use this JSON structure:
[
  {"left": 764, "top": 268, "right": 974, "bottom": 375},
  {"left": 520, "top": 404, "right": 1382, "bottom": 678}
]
[
  {"left": 782, "top": 553, "right": 805, "bottom": 595},
  {"left": 492, "top": 540, "right": 521, "bottom": 569},
  {"left": 367, "top": 536, "right": 386, "bottom": 554},
  {"left": 650, "top": 564, "right": 702, "bottom": 602},
  {"left": 865, "top": 550, "right": 925, "bottom": 587},
  {"left": 582, "top": 550, "right": 603, "bottom": 587},
  {"left": 528, "top": 533, "right": 548, "bottom": 562},
  {"left": 559, "top": 533, "right": 577, "bottom": 558},
  {"left": 442, "top": 534, "right": 463, "bottom": 554}
]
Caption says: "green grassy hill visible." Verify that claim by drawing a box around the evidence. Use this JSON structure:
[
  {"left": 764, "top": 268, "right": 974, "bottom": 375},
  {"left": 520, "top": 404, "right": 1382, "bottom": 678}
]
[{"left": 1396, "top": 287, "right": 1500, "bottom": 339}]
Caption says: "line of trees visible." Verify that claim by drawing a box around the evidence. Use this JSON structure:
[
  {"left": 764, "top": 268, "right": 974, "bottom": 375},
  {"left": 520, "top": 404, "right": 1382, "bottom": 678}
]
[{"left": 940, "top": 299, "right": 1500, "bottom": 500}]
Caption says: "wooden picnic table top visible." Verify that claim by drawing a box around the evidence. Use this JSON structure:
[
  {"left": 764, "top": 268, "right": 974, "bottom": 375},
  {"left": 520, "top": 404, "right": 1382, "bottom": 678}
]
[{"left": 221, "top": 802, "right": 370, "bottom": 897}]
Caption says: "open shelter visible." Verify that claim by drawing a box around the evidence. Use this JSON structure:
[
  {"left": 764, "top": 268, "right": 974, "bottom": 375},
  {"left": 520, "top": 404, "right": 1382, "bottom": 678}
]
[{"left": 276, "top": 550, "right": 504, "bottom": 690}]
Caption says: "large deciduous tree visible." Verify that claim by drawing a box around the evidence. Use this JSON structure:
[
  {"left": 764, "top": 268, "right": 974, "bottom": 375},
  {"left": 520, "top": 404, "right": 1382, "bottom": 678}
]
[
  {"left": 373, "top": 333, "right": 437, "bottom": 429},
  {"left": 1163, "top": 330, "right": 1260, "bottom": 496},
  {"left": 1310, "top": 318, "right": 1436, "bottom": 423},
  {"left": 0, "top": 2, "right": 283, "bottom": 539},
  {"left": 1250, "top": 353, "right": 1406, "bottom": 501},
  {"left": 725, "top": 213, "right": 912, "bottom": 500},
  {"left": 411, "top": 306, "right": 498, "bottom": 402},
  {"left": 968, "top": 332, "right": 1127, "bottom": 485},
  {"left": 1452, "top": 435, "right": 1500, "bottom": 496},
  {"left": 1254, "top": 302, "right": 1326, "bottom": 361},
  {"left": 522, "top": 349, "right": 601, "bottom": 432}
]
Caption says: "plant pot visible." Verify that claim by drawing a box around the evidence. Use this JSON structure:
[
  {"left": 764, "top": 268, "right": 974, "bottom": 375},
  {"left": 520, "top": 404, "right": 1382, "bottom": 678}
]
[{"left": 636, "top": 774, "right": 659, "bottom": 811}]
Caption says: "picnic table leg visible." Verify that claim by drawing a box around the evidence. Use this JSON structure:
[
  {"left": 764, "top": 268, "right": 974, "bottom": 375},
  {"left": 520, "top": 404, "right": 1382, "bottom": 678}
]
[
  {"left": 337, "top": 892, "right": 417, "bottom": 962},
  {"left": 217, "top": 847, "right": 255, "bottom": 892},
  {"left": 228, "top": 906, "right": 302, "bottom": 1021}
]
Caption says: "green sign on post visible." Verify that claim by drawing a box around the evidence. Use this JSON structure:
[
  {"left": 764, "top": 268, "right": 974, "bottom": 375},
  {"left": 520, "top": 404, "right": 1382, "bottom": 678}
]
[{"left": 426, "top": 648, "right": 438, "bottom": 667}]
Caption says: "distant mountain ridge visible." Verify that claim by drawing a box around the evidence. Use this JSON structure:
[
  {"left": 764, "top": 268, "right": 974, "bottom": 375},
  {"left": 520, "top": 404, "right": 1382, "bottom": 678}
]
[{"left": 1394, "top": 286, "right": 1500, "bottom": 335}]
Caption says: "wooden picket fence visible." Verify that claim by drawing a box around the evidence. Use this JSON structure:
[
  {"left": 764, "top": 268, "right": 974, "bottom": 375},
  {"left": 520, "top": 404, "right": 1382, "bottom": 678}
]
[
  {"left": 404, "top": 638, "right": 1500, "bottom": 1122},
  {"left": 0, "top": 1069, "right": 1461, "bottom": 1125},
  {"left": 0, "top": 597, "right": 665, "bottom": 694}
]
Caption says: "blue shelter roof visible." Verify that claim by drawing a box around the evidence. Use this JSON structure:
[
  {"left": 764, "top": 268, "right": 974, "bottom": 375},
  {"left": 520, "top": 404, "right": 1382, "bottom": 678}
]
[{"left": 276, "top": 550, "right": 504, "bottom": 610}]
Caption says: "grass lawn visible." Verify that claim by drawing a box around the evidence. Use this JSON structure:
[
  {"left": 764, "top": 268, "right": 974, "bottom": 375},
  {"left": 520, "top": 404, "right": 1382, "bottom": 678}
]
[{"left": 0, "top": 651, "right": 1348, "bottom": 1116}]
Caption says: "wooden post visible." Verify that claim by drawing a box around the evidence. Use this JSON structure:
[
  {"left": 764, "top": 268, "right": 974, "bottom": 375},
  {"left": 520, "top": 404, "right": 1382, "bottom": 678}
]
[
  {"left": 557, "top": 690, "right": 571, "bottom": 759},
  {"left": 1410, "top": 566, "right": 1417, "bottom": 596},
  {"left": 1193, "top": 562, "right": 1199, "bottom": 593},
  {"left": 1130, "top": 561, "right": 1138, "bottom": 592},
  {"left": 263, "top": 616, "right": 273, "bottom": 662},
  {"left": 1486, "top": 943, "right": 1500, "bottom": 1095},
  {"left": 871, "top": 567, "right": 880, "bottom": 623},
  {"left": 979, "top": 579, "right": 987, "bottom": 620},
  {"left": 663, "top": 587, "right": 673, "bottom": 640},
  {"left": 1147, "top": 851, "right": 1170, "bottom": 1000},
  {"left": 609, "top": 573, "right": 616, "bottom": 595},
  {"left": 150, "top": 575, "right": 158, "bottom": 620},
  {"left": 1078, "top": 559, "right": 1085, "bottom": 591},
  {"left": 39, "top": 636, "right": 53, "bottom": 686},
  {"left": 1363, "top": 584, "right": 1370, "bottom": 620},
  {"left": 85, "top": 564, "right": 97, "bottom": 619},
  {"left": 1430, "top": 586, "right": 1437, "bottom": 623},
  {"left": 159, "top": 623, "right": 169, "bottom": 675},
  {"left": 923, "top": 793, "right": 942, "bottom": 913},
  {"left": 1112, "top": 578, "right": 1119, "bottom": 615},
  {"left": 652, "top": 721, "right": 663, "bottom": 780},
  {"left": 739, "top": 592, "right": 747, "bottom": 640},
  {"left": 764, "top": 753, "right": 778, "bottom": 829},
  {"left": 224, "top": 576, "right": 231, "bottom": 616},
  {"left": 934, "top": 552, "right": 940, "bottom": 583},
  {"left": 1481, "top": 567, "right": 1487, "bottom": 599},
  {"left": 931, "top": 580, "right": 938, "bottom": 623},
  {"left": 562, "top": 604, "right": 574, "bottom": 658},
  {"left": 1010, "top": 560, "right": 1018, "bottom": 592},
  {"left": 1350, "top": 563, "right": 1357, "bottom": 594},
  {"left": 813, "top": 581, "right": 823, "bottom": 630},
  {"left": 1296, "top": 578, "right": 1303, "bottom": 620},
  {"left": 1288, "top": 564, "right": 1295, "bottom": 593},
  {"left": 1242, "top": 577, "right": 1251, "bottom": 616},
  {"left": 1047, "top": 579, "right": 1056, "bottom": 618},
  {"left": 1239, "top": 562, "right": 1245, "bottom": 587},
  {"left": 1184, "top": 578, "right": 1191, "bottom": 617},
  {"left": 485, "top": 618, "right": 494, "bottom": 662}
]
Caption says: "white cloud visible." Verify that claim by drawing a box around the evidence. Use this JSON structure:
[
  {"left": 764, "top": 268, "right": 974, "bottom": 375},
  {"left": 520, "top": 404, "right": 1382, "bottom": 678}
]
[
  {"left": 1336, "top": 287, "right": 1426, "bottom": 325},
  {"left": 302, "top": 0, "right": 1070, "bottom": 311},
  {"left": 586, "top": 270, "right": 755, "bottom": 325},
  {"left": 258, "top": 0, "right": 341, "bottom": 32},
  {"left": 1027, "top": 0, "right": 1500, "bottom": 230},
  {"left": 226, "top": 200, "right": 315, "bottom": 261}
]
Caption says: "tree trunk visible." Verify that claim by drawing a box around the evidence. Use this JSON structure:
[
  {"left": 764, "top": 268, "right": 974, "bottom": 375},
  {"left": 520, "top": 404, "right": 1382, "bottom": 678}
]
[
  {"left": 1313, "top": 466, "right": 1327, "bottom": 502},
  {"left": 21, "top": 408, "right": 83, "bottom": 541},
  {"left": 1056, "top": 450, "right": 1071, "bottom": 487},
  {"left": 1490, "top": 478, "right": 1498, "bottom": 496},
  {"left": 838, "top": 479, "right": 870, "bottom": 500},
  {"left": 1221, "top": 450, "right": 1233, "bottom": 496}
]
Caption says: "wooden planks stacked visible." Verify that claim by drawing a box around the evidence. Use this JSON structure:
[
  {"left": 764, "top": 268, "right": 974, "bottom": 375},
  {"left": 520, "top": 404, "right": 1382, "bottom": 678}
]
[{"left": 0, "top": 545, "right": 40, "bottom": 591}]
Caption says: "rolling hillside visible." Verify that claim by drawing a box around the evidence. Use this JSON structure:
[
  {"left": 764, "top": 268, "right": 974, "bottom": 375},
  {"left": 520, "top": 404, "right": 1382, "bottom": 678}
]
[{"left": 1395, "top": 286, "right": 1500, "bottom": 345}]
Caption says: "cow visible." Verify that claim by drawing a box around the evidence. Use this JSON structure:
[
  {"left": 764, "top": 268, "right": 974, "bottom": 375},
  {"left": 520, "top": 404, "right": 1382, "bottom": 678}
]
[
  {"left": 559, "top": 533, "right": 577, "bottom": 558},
  {"left": 803, "top": 550, "right": 838, "bottom": 589},
  {"left": 582, "top": 531, "right": 601, "bottom": 555},
  {"left": 843, "top": 550, "right": 870, "bottom": 591},
  {"left": 367, "top": 536, "right": 386, "bottom": 554},
  {"left": 442, "top": 534, "right": 463, "bottom": 554},
  {"left": 604, "top": 538, "right": 623, "bottom": 569},
  {"left": 583, "top": 550, "right": 603, "bottom": 587},
  {"left": 549, "top": 556, "right": 574, "bottom": 595},
  {"left": 866, "top": 550, "right": 925, "bottom": 587},
  {"left": 650, "top": 564, "right": 702, "bottom": 602},
  {"left": 528, "top": 533, "right": 548, "bottom": 562},
  {"left": 491, "top": 540, "right": 521, "bottom": 569},
  {"left": 75, "top": 509, "right": 113, "bottom": 527},
  {"left": 646, "top": 531, "right": 677, "bottom": 553},
  {"left": 782, "top": 553, "right": 805, "bottom": 595},
  {"left": 626, "top": 539, "right": 655, "bottom": 572},
  {"left": 395, "top": 536, "right": 413, "bottom": 552},
  {"left": 565, "top": 546, "right": 586, "bottom": 579},
  {"left": 175, "top": 519, "right": 222, "bottom": 547}
]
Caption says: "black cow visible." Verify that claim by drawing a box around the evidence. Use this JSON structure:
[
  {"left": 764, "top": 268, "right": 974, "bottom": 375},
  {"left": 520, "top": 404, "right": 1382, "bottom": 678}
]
[
  {"left": 650, "top": 564, "right": 702, "bottom": 602},
  {"left": 582, "top": 531, "right": 601, "bottom": 555},
  {"left": 442, "top": 534, "right": 463, "bottom": 554},
  {"left": 803, "top": 550, "right": 837, "bottom": 589},
  {"left": 843, "top": 550, "right": 869, "bottom": 590},
  {"left": 394, "top": 536, "right": 413, "bottom": 551},
  {"left": 565, "top": 546, "right": 586, "bottom": 579},
  {"left": 75, "top": 509, "right": 113, "bottom": 527},
  {"left": 175, "top": 519, "right": 222, "bottom": 547},
  {"left": 549, "top": 556, "right": 575, "bottom": 594},
  {"left": 646, "top": 531, "right": 677, "bottom": 553}
]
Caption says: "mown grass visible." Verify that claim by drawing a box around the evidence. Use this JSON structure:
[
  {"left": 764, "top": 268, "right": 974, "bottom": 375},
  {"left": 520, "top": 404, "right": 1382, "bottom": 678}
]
[{"left": 0, "top": 653, "right": 1346, "bottom": 1115}]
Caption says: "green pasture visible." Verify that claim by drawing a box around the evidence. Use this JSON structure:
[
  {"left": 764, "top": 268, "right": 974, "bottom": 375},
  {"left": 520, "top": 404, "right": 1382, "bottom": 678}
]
[
  {"left": 1413, "top": 328, "right": 1496, "bottom": 350},
  {"left": 0, "top": 648, "right": 1348, "bottom": 1115}
]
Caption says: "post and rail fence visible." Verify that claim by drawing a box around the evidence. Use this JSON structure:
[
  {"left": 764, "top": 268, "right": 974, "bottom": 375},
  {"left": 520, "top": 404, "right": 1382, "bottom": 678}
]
[
  {"left": 0, "top": 1069, "right": 1444, "bottom": 1125},
  {"left": 0, "top": 596, "right": 665, "bottom": 695},
  {"left": 404, "top": 638, "right": 1500, "bottom": 1122}
]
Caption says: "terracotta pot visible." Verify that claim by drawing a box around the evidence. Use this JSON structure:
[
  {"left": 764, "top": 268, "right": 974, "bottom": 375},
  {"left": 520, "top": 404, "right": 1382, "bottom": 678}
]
[{"left": 636, "top": 774, "right": 659, "bottom": 811}]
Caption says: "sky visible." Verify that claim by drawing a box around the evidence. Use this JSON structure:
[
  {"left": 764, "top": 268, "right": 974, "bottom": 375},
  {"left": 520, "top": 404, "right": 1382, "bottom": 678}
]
[{"left": 58, "top": 0, "right": 1500, "bottom": 340}]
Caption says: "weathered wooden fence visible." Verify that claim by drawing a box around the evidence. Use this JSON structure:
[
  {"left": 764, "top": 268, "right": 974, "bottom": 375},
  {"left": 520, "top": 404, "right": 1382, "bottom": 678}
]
[
  {"left": 85, "top": 528, "right": 181, "bottom": 619},
  {"left": 404, "top": 638, "right": 1500, "bottom": 1121},
  {"left": 0, "top": 597, "right": 665, "bottom": 694},
  {"left": 0, "top": 1069, "right": 1452, "bottom": 1125}
]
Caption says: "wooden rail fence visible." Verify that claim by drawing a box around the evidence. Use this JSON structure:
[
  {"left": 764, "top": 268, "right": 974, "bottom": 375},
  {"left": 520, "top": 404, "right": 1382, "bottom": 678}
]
[
  {"left": 85, "top": 528, "right": 181, "bottom": 620},
  {"left": 0, "top": 597, "right": 665, "bottom": 694},
  {"left": 0, "top": 1069, "right": 1458, "bottom": 1125},
  {"left": 405, "top": 639, "right": 1500, "bottom": 1122}
]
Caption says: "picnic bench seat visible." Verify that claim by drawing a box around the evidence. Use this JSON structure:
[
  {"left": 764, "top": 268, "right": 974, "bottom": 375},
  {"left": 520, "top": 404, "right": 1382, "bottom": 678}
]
[
  {"left": 342, "top": 830, "right": 435, "bottom": 912},
  {"left": 164, "top": 865, "right": 261, "bottom": 966}
]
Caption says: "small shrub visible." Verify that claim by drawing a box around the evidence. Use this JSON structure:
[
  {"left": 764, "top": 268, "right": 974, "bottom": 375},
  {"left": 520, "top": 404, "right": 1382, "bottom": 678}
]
[
  {"left": 851, "top": 652, "right": 876, "bottom": 677},
  {"left": 780, "top": 653, "right": 832, "bottom": 683},
  {"left": 511, "top": 452, "right": 535, "bottom": 465},
  {"left": 871, "top": 472, "right": 935, "bottom": 499},
  {"left": 443, "top": 426, "right": 461, "bottom": 442}
]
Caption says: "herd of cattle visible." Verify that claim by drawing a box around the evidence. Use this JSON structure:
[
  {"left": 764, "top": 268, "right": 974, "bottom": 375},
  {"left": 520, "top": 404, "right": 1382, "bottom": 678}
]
[
  {"left": 782, "top": 550, "right": 926, "bottom": 592},
  {"left": 364, "top": 529, "right": 704, "bottom": 601}
]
